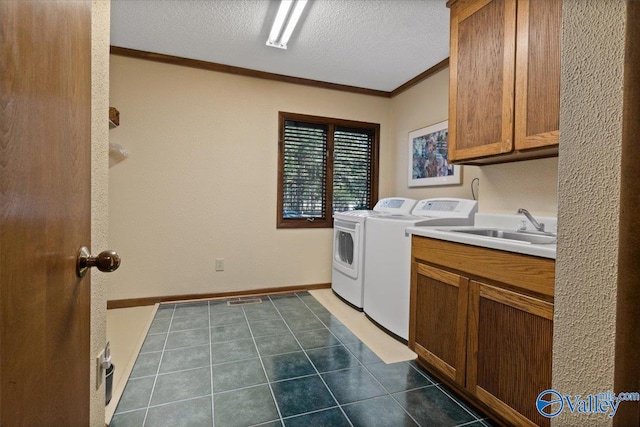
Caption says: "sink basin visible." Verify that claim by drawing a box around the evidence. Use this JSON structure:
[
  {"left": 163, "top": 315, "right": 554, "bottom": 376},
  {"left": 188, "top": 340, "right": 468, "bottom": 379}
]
[{"left": 446, "top": 228, "right": 557, "bottom": 244}]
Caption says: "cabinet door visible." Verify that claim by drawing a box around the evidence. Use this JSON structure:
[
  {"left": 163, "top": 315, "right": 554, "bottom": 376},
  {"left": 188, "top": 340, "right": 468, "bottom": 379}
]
[
  {"left": 514, "top": 0, "right": 562, "bottom": 150},
  {"left": 467, "top": 281, "right": 553, "bottom": 427},
  {"left": 449, "top": 0, "right": 517, "bottom": 161},
  {"left": 410, "top": 263, "right": 469, "bottom": 386}
]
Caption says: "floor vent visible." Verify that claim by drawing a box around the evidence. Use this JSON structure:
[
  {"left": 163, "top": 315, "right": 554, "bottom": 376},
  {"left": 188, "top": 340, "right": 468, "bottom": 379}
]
[{"left": 227, "top": 297, "right": 262, "bottom": 306}]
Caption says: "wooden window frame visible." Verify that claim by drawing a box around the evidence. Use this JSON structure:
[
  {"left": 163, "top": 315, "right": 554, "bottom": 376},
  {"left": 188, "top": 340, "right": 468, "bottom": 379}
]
[{"left": 277, "top": 112, "right": 380, "bottom": 229}]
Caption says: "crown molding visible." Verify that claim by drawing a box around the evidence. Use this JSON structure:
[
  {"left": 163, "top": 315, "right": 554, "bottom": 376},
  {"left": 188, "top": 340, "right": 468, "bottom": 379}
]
[{"left": 110, "top": 46, "right": 449, "bottom": 98}]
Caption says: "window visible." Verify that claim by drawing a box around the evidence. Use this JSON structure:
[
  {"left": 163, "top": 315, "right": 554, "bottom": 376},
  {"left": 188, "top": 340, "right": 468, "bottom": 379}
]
[{"left": 277, "top": 112, "right": 379, "bottom": 228}]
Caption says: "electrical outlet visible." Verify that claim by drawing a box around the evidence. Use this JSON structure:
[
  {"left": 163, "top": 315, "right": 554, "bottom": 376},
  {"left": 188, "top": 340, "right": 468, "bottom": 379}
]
[
  {"left": 215, "top": 258, "right": 224, "bottom": 271},
  {"left": 96, "top": 348, "right": 105, "bottom": 388}
]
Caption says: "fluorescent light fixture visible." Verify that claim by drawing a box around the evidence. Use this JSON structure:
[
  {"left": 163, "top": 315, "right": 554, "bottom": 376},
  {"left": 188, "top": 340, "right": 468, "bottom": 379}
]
[{"left": 266, "top": 0, "right": 308, "bottom": 49}]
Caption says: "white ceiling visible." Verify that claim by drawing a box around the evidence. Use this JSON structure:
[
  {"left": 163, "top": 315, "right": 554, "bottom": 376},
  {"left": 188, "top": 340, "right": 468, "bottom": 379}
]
[{"left": 110, "top": 0, "right": 450, "bottom": 92}]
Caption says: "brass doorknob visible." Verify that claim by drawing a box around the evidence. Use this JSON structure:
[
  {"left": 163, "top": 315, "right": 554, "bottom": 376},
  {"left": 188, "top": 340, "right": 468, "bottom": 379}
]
[{"left": 77, "top": 247, "right": 121, "bottom": 277}]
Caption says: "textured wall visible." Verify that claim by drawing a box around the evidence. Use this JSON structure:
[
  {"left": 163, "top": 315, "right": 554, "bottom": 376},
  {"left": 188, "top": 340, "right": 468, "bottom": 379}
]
[
  {"left": 614, "top": 1, "right": 640, "bottom": 423},
  {"left": 552, "top": 1, "right": 625, "bottom": 426},
  {"left": 91, "top": 0, "right": 110, "bottom": 425}
]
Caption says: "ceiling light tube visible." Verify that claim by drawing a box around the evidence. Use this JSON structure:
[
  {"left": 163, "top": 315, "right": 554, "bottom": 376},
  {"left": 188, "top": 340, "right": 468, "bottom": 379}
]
[
  {"left": 266, "top": 0, "right": 307, "bottom": 49},
  {"left": 279, "top": 0, "right": 307, "bottom": 48}
]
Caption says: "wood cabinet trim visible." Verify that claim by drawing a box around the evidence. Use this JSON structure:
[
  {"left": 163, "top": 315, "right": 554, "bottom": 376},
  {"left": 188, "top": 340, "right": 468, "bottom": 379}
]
[
  {"left": 449, "top": 141, "right": 513, "bottom": 162},
  {"left": 466, "top": 281, "right": 480, "bottom": 392},
  {"left": 414, "top": 343, "right": 458, "bottom": 381},
  {"left": 454, "top": 0, "right": 493, "bottom": 22},
  {"left": 416, "top": 263, "right": 461, "bottom": 287},
  {"left": 412, "top": 236, "right": 555, "bottom": 298},
  {"left": 514, "top": 0, "right": 530, "bottom": 150},
  {"left": 456, "top": 276, "right": 470, "bottom": 386},
  {"left": 501, "top": 0, "right": 517, "bottom": 153},
  {"left": 476, "top": 387, "right": 539, "bottom": 427},
  {"left": 478, "top": 280, "right": 554, "bottom": 320},
  {"left": 514, "top": 0, "right": 561, "bottom": 151},
  {"left": 448, "top": 2, "right": 460, "bottom": 162},
  {"left": 517, "top": 130, "right": 560, "bottom": 150},
  {"left": 458, "top": 145, "right": 559, "bottom": 165},
  {"left": 409, "top": 261, "right": 419, "bottom": 347}
]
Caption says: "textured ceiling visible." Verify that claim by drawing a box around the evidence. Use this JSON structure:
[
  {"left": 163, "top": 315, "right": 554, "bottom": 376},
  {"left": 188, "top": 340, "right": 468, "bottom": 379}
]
[{"left": 110, "top": 0, "right": 450, "bottom": 92}]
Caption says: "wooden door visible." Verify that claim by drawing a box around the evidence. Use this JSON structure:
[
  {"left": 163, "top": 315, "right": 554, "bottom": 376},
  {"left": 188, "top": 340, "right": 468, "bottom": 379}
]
[
  {"left": 0, "top": 1, "right": 92, "bottom": 425},
  {"left": 409, "top": 263, "right": 469, "bottom": 386},
  {"left": 466, "top": 281, "right": 553, "bottom": 427},
  {"left": 448, "top": 0, "right": 517, "bottom": 162},
  {"left": 514, "top": 0, "right": 562, "bottom": 150}
]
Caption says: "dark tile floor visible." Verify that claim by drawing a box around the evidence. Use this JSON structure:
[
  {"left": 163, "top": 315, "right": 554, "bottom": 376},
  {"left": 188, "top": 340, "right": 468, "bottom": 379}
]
[{"left": 110, "top": 292, "right": 491, "bottom": 427}]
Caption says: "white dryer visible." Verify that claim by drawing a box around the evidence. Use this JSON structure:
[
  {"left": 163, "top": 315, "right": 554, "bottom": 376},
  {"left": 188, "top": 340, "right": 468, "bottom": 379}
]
[
  {"left": 331, "top": 198, "right": 417, "bottom": 309},
  {"left": 363, "top": 198, "right": 478, "bottom": 340}
]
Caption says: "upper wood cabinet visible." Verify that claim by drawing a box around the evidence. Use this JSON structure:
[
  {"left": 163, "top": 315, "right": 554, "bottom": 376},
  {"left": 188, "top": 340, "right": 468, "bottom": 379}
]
[{"left": 447, "top": 0, "right": 561, "bottom": 164}]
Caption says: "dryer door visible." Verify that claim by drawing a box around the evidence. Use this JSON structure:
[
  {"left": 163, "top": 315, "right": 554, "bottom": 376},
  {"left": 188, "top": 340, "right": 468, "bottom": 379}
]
[{"left": 333, "top": 220, "right": 360, "bottom": 279}]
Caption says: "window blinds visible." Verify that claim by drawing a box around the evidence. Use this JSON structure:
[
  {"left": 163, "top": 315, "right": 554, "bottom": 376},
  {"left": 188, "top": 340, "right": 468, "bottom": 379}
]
[
  {"left": 333, "top": 127, "right": 373, "bottom": 214},
  {"left": 280, "top": 118, "right": 375, "bottom": 224},
  {"left": 282, "top": 120, "right": 327, "bottom": 218}
]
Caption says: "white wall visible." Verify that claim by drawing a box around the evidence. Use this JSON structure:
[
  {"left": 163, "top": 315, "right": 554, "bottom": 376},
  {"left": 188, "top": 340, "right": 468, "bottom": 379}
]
[
  {"left": 108, "top": 56, "right": 392, "bottom": 300},
  {"left": 108, "top": 54, "right": 560, "bottom": 301},
  {"left": 389, "top": 69, "right": 481, "bottom": 200},
  {"left": 477, "top": 158, "right": 558, "bottom": 216}
]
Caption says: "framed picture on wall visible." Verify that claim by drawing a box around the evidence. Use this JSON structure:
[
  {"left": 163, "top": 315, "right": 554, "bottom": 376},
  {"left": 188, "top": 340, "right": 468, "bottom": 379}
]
[{"left": 408, "top": 120, "right": 461, "bottom": 187}]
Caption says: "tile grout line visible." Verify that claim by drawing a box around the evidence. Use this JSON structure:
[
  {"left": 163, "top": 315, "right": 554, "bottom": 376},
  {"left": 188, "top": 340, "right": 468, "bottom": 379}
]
[
  {"left": 297, "top": 293, "right": 416, "bottom": 425},
  {"left": 242, "top": 300, "right": 285, "bottom": 425},
  {"left": 273, "top": 293, "right": 355, "bottom": 427},
  {"left": 210, "top": 355, "right": 426, "bottom": 395},
  {"left": 125, "top": 393, "right": 215, "bottom": 413},
  {"left": 296, "top": 293, "right": 424, "bottom": 426},
  {"left": 123, "top": 293, "right": 484, "bottom": 426},
  {"left": 311, "top": 293, "right": 444, "bottom": 426},
  {"left": 141, "top": 303, "right": 176, "bottom": 426},
  {"left": 131, "top": 362, "right": 212, "bottom": 380},
  {"left": 455, "top": 419, "right": 486, "bottom": 427},
  {"left": 406, "top": 361, "right": 486, "bottom": 422},
  {"left": 349, "top": 352, "right": 426, "bottom": 426},
  {"left": 433, "top": 382, "right": 485, "bottom": 422},
  {"left": 277, "top": 404, "right": 342, "bottom": 422}
]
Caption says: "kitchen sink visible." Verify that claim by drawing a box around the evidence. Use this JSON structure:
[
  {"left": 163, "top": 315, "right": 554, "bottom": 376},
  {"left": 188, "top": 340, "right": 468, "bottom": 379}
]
[{"left": 446, "top": 228, "right": 557, "bottom": 244}]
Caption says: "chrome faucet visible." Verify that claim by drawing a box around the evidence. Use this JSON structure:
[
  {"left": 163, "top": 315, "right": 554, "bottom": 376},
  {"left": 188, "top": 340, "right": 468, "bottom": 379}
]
[{"left": 517, "top": 208, "right": 545, "bottom": 232}]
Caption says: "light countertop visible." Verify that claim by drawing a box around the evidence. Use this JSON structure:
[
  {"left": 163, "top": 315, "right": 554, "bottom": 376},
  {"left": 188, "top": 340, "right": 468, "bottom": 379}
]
[{"left": 406, "top": 213, "right": 557, "bottom": 259}]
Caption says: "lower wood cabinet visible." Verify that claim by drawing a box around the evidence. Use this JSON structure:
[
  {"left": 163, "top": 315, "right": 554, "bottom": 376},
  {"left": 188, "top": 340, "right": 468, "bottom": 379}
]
[
  {"left": 412, "top": 263, "right": 468, "bottom": 387},
  {"left": 467, "top": 281, "right": 553, "bottom": 426},
  {"left": 409, "top": 236, "right": 554, "bottom": 427}
]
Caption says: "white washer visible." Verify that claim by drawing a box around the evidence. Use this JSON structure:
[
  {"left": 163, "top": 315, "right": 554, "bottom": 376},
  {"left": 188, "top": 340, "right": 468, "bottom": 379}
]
[
  {"left": 331, "top": 197, "right": 417, "bottom": 309},
  {"left": 363, "top": 198, "right": 478, "bottom": 340}
]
